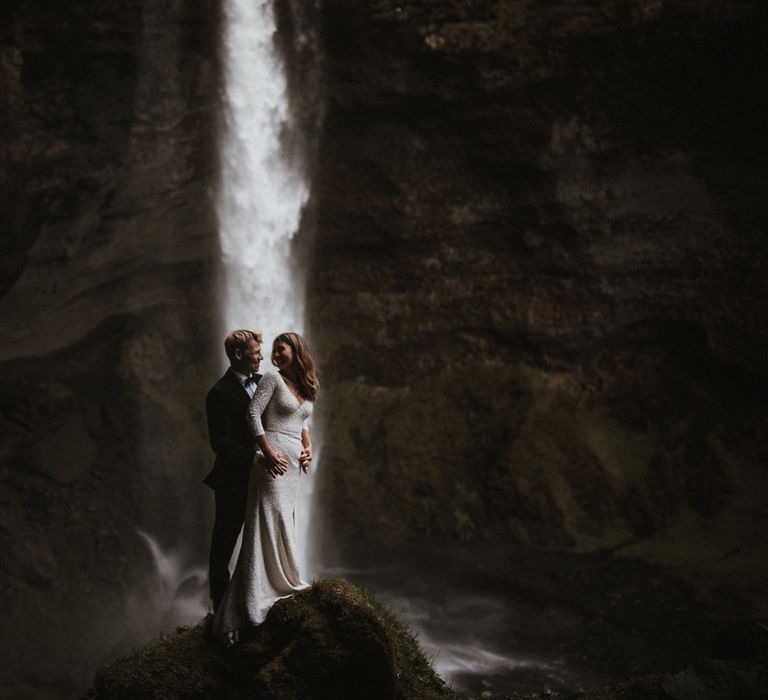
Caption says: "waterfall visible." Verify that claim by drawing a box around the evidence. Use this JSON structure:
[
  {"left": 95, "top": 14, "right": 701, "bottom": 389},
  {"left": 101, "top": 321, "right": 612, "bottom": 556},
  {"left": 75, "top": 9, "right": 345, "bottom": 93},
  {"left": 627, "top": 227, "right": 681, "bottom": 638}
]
[
  {"left": 217, "top": 0, "right": 314, "bottom": 573},
  {"left": 218, "top": 0, "right": 308, "bottom": 339}
]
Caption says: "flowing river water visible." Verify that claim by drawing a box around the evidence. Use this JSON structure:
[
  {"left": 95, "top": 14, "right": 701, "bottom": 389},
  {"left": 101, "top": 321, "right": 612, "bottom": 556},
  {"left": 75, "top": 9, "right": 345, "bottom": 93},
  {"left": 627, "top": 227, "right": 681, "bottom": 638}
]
[{"left": 320, "top": 542, "right": 726, "bottom": 697}]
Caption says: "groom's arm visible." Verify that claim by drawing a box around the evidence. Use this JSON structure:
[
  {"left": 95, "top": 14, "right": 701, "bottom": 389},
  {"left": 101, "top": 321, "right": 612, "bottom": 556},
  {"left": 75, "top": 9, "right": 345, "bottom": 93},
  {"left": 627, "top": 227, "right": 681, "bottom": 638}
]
[{"left": 205, "top": 386, "right": 252, "bottom": 463}]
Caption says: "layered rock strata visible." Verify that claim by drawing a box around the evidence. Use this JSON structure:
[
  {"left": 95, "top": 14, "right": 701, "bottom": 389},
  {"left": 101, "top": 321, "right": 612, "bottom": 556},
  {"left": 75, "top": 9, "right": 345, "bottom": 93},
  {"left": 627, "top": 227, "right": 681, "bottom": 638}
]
[
  {"left": 0, "top": 0, "right": 223, "bottom": 692},
  {"left": 308, "top": 0, "right": 768, "bottom": 601}
]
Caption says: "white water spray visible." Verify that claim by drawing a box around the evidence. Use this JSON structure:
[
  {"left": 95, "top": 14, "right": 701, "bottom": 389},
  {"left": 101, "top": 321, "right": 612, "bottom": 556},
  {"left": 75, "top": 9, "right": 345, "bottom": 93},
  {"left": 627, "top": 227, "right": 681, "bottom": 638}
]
[
  {"left": 218, "top": 0, "right": 314, "bottom": 573},
  {"left": 132, "top": 531, "right": 208, "bottom": 627}
]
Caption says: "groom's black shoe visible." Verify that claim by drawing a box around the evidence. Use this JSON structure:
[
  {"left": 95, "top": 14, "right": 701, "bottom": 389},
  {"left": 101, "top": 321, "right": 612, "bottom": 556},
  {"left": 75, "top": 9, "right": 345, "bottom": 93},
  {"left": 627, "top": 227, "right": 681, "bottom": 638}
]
[{"left": 203, "top": 613, "right": 213, "bottom": 640}]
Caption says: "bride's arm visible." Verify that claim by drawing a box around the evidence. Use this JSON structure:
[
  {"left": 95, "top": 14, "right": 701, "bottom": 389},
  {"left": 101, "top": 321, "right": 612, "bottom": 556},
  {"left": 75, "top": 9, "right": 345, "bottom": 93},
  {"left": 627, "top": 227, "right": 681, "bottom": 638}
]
[{"left": 248, "top": 374, "right": 288, "bottom": 477}]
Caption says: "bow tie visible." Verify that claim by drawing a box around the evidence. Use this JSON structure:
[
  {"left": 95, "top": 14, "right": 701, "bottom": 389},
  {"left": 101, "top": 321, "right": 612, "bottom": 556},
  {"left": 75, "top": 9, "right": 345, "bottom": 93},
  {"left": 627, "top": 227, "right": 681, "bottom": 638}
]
[{"left": 245, "top": 375, "right": 258, "bottom": 385}]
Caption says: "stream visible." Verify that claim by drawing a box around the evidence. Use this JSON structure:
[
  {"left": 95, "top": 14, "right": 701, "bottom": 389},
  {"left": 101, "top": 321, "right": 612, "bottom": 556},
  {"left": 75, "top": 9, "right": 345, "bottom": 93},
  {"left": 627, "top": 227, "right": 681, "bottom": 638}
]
[{"left": 319, "top": 542, "right": 726, "bottom": 697}]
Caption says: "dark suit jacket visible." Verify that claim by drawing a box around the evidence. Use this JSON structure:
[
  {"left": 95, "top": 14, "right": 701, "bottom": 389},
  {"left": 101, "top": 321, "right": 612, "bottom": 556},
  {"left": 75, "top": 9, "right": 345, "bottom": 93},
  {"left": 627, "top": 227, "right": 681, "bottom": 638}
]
[{"left": 203, "top": 369, "right": 261, "bottom": 490}]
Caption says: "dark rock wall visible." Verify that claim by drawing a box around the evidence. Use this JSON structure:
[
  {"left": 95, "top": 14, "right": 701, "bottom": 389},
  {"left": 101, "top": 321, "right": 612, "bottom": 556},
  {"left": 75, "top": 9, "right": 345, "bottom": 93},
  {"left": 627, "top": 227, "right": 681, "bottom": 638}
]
[
  {"left": 0, "top": 0, "right": 222, "bottom": 691},
  {"left": 309, "top": 0, "right": 768, "bottom": 557}
]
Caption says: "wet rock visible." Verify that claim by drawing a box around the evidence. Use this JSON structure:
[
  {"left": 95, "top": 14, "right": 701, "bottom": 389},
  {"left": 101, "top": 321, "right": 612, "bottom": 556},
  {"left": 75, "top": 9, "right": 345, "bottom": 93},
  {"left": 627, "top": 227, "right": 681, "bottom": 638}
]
[
  {"left": 711, "top": 621, "right": 768, "bottom": 665},
  {"left": 576, "top": 659, "right": 768, "bottom": 700},
  {"left": 660, "top": 659, "right": 768, "bottom": 700}
]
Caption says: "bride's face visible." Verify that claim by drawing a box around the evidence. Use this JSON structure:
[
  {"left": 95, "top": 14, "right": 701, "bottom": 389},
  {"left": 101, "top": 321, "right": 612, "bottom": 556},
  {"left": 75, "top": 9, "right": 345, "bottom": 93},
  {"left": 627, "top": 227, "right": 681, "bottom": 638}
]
[{"left": 272, "top": 340, "right": 294, "bottom": 370}]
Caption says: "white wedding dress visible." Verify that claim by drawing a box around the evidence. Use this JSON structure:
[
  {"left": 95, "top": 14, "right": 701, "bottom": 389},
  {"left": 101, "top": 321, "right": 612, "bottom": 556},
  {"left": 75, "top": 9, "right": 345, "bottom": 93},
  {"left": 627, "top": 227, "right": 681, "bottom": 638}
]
[{"left": 211, "top": 370, "right": 312, "bottom": 639}]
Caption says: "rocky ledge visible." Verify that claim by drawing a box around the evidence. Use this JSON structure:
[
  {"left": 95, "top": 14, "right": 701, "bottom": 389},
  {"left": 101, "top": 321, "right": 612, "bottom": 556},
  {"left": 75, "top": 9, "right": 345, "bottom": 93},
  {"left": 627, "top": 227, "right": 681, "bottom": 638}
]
[{"left": 88, "top": 579, "right": 460, "bottom": 700}]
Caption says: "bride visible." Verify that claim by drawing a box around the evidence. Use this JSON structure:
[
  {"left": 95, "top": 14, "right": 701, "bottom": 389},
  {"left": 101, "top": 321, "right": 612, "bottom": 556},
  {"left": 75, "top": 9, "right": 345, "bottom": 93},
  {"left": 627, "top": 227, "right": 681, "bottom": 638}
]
[{"left": 211, "top": 332, "right": 319, "bottom": 641}]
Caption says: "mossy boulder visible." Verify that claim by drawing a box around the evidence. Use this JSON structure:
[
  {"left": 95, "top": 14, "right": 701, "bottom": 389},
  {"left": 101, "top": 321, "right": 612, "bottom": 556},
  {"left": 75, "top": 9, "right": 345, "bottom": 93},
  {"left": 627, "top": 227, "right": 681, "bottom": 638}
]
[{"left": 91, "top": 579, "right": 460, "bottom": 700}]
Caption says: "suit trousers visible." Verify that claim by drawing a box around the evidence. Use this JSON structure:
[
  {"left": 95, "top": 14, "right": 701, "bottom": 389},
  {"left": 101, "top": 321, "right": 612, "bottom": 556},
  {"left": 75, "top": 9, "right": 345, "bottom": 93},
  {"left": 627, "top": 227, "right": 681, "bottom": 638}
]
[{"left": 209, "top": 482, "right": 248, "bottom": 609}]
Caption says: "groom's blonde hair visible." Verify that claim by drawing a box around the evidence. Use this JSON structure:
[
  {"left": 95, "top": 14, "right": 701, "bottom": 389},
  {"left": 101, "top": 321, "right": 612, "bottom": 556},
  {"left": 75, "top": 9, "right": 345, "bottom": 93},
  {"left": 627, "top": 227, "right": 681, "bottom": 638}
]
[{"left": 224, "top": 329, "right": 262, "bottom": 362}]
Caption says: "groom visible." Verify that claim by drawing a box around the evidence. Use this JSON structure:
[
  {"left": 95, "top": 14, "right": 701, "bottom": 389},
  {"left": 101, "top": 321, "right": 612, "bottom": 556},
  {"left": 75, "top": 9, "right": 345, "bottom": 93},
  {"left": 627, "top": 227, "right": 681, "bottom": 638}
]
[{"left": 204, "top": 329, "right": 263, "bottom": 611}]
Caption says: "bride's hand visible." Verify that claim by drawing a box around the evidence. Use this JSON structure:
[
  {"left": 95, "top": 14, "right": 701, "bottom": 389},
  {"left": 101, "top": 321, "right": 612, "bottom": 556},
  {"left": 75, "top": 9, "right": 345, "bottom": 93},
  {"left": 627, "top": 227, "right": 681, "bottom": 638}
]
[
  {"left": 299, "top": 447, "right": 312, "bottom": 473},
  {"left": 266, "top": 451, "right": 288, "bottom": 478}
]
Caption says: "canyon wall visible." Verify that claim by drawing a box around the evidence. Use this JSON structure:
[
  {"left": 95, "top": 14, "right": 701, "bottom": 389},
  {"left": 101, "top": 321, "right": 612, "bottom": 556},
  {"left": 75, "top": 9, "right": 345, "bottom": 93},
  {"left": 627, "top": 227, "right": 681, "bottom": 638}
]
[
  {"left": 0, "top": 0, "right": 223, "bottom": 691},
  {"left": 308, "top": 0, "right": 768, "bottom": 584}
]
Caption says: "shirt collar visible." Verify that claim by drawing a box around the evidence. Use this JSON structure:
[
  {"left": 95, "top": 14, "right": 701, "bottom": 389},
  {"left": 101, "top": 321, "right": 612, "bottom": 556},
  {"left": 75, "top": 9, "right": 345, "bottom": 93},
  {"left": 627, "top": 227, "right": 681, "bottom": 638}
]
[{"left": 231, "top": 369, "right": 250, "bottom": 386}]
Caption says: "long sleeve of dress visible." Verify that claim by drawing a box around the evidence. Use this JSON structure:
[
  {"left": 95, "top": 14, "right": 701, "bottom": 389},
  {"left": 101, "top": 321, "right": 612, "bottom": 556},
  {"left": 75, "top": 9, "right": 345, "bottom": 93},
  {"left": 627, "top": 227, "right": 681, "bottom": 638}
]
[{"left": 248, "top": 371, "right": 278, "bottom": 437}]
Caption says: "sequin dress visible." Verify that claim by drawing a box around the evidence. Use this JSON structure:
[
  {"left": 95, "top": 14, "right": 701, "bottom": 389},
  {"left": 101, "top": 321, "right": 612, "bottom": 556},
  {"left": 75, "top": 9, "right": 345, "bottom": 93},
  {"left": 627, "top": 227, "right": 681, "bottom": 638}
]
[{"left": 211, "top": 370, "right": 312, "bottom": 639}]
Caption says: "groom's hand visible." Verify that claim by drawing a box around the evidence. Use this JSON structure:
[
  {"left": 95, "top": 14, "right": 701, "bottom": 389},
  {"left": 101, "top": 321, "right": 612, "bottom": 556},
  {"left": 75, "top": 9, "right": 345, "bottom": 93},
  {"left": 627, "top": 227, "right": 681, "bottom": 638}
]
[{"left": 266, "top": 452, "right": 288, "bottom": 478}]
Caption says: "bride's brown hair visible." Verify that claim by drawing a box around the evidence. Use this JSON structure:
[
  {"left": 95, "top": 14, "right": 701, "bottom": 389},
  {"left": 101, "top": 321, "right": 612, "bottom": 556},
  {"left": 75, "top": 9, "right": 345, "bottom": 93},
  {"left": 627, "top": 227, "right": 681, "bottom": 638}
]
[{"left": 274, "top": 332, "right": 319, "bottom": 401}]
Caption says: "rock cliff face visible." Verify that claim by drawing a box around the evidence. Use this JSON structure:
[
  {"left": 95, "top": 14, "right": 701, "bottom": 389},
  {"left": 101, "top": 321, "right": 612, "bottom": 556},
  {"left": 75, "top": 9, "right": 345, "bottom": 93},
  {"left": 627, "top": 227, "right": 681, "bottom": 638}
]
[
  {"left": 308, "top": 0, "right": 768, "bottom": 578},
  {"left": 0, "top": 0, "right": 223, "bottom": 692}
]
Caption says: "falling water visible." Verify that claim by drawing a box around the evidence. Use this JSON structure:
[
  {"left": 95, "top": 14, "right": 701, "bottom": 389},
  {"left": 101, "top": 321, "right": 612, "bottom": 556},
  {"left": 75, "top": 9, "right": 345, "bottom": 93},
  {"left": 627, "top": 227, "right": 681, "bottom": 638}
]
[
  {"left": 218, "top": 0, "right": 308, "bottom": 340},
  {"left": 217, "top": 0, "right": 314, "bottom": 573},
  {"left": 130, "top": 531, "right": 209, "bottom": 630}
]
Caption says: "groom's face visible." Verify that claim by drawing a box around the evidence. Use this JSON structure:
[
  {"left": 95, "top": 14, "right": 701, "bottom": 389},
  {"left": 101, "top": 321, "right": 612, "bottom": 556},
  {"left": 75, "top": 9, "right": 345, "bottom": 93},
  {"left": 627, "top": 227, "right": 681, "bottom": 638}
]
[{"left": 235, "top": 339, "right": 262, "bottom": 375}]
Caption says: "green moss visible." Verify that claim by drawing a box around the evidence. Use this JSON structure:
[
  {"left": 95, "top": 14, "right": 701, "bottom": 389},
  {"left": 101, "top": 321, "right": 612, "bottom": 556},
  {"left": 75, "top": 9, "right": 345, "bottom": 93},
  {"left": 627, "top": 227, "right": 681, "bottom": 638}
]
[
  {"left": 577, "top": 410, "right": 654, "bottom": 489},
  {"left": 320, "top": 358, "right": 685, "bottom": 552}
]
